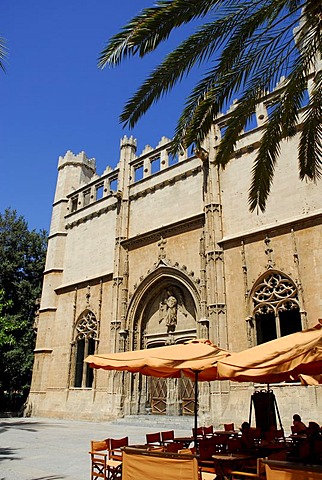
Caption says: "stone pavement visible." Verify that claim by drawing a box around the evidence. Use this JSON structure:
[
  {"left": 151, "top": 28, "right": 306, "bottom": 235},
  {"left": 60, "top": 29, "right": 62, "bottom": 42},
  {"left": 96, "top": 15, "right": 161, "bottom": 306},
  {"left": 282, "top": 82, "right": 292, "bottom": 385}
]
[{"left": 0, "top": 416, "right": 192, "bottom": 480}]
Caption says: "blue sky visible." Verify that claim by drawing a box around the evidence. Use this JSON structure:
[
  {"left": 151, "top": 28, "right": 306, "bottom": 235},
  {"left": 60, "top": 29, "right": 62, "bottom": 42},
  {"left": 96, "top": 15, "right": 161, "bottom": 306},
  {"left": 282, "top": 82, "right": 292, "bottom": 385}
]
[{"left": 1, "top": 1, "right": 200, "bottom": 232}]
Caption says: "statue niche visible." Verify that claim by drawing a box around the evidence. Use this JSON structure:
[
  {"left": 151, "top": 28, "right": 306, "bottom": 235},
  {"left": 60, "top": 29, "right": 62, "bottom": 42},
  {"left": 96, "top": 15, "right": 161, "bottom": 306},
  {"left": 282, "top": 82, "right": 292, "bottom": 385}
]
[{"left": 159, "top": 287, "right": 188, "bottom": 333}]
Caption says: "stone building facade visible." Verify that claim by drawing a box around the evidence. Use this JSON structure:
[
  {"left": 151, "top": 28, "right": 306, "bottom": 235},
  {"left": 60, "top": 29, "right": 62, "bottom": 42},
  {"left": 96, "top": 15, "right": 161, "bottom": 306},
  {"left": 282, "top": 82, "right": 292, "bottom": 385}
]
[{"left": 28, "top": 78, "right": 322, "bottom": 426}]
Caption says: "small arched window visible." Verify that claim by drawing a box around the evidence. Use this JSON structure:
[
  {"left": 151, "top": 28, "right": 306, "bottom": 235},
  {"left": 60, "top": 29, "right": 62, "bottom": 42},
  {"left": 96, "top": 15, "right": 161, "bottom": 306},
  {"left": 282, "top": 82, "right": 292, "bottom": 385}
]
[
  {"left": 252, "top": 271, "right": 302, "bottom": 344},
  {"left": 74, "top": 310, "right": 97, "bottom": 388}
]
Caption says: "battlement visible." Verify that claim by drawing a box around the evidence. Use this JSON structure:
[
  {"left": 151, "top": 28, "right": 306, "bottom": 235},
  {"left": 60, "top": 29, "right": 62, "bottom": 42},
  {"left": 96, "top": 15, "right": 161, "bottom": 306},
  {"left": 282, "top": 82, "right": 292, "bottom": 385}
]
[{"left": 58, "top": 150, "right": 96, "bottom": 173}]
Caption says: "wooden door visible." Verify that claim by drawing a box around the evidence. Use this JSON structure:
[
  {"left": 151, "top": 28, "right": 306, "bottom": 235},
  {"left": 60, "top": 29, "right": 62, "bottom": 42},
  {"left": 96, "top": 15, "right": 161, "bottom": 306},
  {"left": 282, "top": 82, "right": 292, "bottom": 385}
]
[
  {"left": 150, "top": 377, "right": 167, "bottom": 414},
  {"left": 180, "top": 377, "right": 194, "bottom": 416}
]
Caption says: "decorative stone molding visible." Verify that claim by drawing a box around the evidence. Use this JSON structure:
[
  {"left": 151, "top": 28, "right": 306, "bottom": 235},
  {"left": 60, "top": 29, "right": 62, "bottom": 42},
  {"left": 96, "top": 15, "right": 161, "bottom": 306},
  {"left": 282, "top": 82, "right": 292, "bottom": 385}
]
[
  {"left": 122, "top": 214, "right": 204, "bottom": 250},
  {"left": 129, "top": 165, "right": 202, "bottom": 200},
  {"left": 111, "top": 320, "right": 121, "bottom": 331},
  {"left": 65, "top": 203, "right": 118, "bottom": 229}
]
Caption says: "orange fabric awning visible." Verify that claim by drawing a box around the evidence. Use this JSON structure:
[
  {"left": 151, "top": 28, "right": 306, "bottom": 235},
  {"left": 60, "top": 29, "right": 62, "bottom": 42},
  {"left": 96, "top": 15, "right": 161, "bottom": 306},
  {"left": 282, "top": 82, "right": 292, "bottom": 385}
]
[
  {"left": 85, "top": 339, "right": 230, "bottom": 382},
  {"left": 216, "top": 322, "right": 322, "bottom": 383}
]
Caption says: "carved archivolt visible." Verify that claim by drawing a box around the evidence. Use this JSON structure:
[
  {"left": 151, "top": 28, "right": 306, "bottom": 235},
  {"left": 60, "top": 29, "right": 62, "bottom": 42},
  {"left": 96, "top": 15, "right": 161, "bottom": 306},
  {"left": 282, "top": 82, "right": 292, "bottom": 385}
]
[
  {"left": 126, "top": 262, "right": 201, "bottom": 349},
  {"left": 252, "top": 271, "right": 299, "bottom": 318}
]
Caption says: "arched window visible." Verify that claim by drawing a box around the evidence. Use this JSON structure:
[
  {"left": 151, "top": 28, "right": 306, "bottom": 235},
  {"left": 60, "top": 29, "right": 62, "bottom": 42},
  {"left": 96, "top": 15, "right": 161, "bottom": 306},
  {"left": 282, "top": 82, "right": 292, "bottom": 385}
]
[
  {"left": 74, "top": 310, "right": 97, "bottom": 388},
  {"left": 252, "top": 272, "right": 302, "bottom": 344}
]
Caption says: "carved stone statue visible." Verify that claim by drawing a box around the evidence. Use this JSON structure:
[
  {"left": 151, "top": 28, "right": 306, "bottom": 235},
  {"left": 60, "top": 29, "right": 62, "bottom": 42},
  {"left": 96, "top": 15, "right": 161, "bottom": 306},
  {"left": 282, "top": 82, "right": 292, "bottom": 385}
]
[{"left": 159, "top": 288, "right": 187, "bottom": 332}]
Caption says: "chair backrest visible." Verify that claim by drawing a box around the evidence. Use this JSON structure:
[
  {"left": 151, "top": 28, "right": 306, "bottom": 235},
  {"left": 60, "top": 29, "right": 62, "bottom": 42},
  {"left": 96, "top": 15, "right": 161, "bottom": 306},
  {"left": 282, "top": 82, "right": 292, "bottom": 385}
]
[
  {"left": 250, "top": 427, "right": 261, "bottom": 439},
  {"left": 250, "top": 427, "right": 261, "bottom": 446},
  {"left": 314, "top": 439, "right": 322, "bottom": 454},
  {"left": 213, "top": 435, "right": 227, "bottom": 452},
  {"left": 146, "top": 432, "right": 162, "bottom": 445},
  {"left": 227, "top": 438, "right": 242, "bottom": 453},
  {"left": 165, "top": 442, "right": 184, "bottom": 453},
  {"left": 161, "top": 430, "right": 174, "bottom": 443},
  {"left": 90, "top": 439, "right": 109, "bottom": 480},
  {"left": 275, "top": 429, "right": 284, "bottom": 439},
  {"left": 198, "top": 438, "right": 215, "bottom": 460},
  {"left": 192, "top": 427, "right": 204, "bottom": 438},
  {"left": 203, "top": 426, "right": 214, "bottom": 438},
  {"left": 109, "top": 436, "right": 129, "bottom": 461},
  {"left": 91, "top": 439, "right": 109, "bottom": 452},
  {"left": 224, "top": 423, "right": 234, "bottom": 431},
  {"left": 122, "top": 447, "right": 199, "bottom": 480}
]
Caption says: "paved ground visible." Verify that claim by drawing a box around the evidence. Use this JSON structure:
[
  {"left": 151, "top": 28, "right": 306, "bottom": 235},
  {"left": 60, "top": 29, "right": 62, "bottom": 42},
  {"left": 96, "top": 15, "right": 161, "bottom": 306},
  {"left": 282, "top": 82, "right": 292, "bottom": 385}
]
[{"left": 0, "top": 416, "right": 192, "bottom": 480}]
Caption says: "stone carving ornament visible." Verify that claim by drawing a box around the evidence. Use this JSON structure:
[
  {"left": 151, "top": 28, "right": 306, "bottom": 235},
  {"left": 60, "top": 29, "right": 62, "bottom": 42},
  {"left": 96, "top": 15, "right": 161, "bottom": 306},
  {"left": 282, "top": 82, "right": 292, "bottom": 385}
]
[{"left": 159, "top": 287, "right": 188, "bottom": 332}]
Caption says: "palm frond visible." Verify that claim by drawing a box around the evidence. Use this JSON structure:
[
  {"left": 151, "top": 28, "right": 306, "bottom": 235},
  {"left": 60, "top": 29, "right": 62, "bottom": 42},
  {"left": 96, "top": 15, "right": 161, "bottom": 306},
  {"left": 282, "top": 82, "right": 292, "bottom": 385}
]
[
  {"left": 248, "top": 102, "right": 283, "bottom": 212},
  {"left": 298, "top": 74, "right": 322, "bottom": 180},
  {"left": 98, "top": 0, "right": 220, "bottom": 68},
  {"left": 99, "top": 0, "right": 322, "bottom": 211},
  {"left": 0, "top": 37, "right": 7, "bottom": 72}
]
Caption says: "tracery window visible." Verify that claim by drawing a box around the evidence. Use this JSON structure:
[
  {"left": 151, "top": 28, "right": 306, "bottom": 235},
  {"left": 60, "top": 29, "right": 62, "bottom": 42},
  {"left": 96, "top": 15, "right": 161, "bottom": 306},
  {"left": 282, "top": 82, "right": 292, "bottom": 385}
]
[
  {"left": 252, "top": 272, "right": 302, "bottom": 344},
  {"left": 74, "top": 310, "right": 97, "bottom": 388}
]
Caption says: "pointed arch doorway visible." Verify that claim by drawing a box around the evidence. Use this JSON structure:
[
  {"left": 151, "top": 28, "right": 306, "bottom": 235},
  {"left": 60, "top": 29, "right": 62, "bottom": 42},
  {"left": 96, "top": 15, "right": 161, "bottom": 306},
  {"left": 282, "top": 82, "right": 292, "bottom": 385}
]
[{"left": 126, "top": 269, "right": 201, "bottom": 416}]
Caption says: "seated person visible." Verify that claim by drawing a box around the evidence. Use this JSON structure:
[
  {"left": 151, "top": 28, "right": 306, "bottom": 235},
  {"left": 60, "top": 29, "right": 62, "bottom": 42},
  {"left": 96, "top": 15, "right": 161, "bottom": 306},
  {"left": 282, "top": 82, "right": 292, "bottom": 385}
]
[
  {"left": 292, "top": 414, "right": 307, "bottom": 434},
  {"left": 240, "top": 421, "right": 255, "bottom": 451},
  {"left": 299, "top": 422, "right": 322, "bottom": 464},
  {"left": 307, "top": 421, "right": 321, "bottom": 440}
]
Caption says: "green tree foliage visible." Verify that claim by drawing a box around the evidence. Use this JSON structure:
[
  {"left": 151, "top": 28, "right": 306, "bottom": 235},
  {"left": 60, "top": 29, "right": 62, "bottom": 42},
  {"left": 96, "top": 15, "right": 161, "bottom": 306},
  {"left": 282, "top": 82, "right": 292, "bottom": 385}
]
[
  {"left": 99, "top": 0, "right": 322, "bottom": 212},
  {"left": 0, "top": 208, "right": 47, "bottom": 410}
]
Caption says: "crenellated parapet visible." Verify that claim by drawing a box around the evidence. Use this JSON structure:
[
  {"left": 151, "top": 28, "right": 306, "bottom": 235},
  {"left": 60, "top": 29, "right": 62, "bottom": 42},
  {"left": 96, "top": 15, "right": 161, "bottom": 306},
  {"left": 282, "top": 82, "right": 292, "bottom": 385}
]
[{"left": 58, "top": 150, "right": 96, "bottom": 173}]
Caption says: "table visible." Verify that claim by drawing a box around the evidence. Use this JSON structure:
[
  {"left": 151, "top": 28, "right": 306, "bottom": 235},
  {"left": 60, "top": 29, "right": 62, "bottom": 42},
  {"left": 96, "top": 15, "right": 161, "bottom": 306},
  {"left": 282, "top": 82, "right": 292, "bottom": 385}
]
[
  {"left": 212, "top": 453, "right": 255, "bottom": 480},
  {"left": 257, "top": 442, "right": 287, "bottom": 457},
  {"left": 173, "top": 436, "right": 194, "bottom": 448},
  {"left": 214, "top": 430, "right": 240, "bottom": 437}
]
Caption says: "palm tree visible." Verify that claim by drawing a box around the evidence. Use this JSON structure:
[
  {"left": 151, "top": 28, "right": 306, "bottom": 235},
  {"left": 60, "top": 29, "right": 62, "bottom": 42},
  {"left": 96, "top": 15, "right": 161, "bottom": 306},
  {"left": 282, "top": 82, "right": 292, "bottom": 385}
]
[{"left": 99, "top": 0, "right": 321, "bottom": 212}]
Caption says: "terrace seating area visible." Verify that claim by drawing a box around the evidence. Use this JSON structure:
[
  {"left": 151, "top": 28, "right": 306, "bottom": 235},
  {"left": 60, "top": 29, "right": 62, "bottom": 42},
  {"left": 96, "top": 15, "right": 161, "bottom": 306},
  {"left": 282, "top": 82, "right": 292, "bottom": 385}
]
[{"left": 89, "top": 421, "right": 322, "bottom": 480}]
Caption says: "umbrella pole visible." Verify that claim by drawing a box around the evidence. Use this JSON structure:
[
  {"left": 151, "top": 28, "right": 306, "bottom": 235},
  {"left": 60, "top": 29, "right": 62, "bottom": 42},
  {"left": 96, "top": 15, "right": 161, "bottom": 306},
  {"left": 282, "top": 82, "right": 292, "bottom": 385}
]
[{"left": 194, "top": 371, "right": 199, "bottom": 451}]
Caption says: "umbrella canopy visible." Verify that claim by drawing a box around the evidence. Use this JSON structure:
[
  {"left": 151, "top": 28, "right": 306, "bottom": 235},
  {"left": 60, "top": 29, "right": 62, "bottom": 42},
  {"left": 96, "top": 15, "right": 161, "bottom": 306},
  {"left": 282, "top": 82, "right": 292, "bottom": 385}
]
[
  {"left": 216, "top": 322, "right": 322, "bottom": 383},
  {"left": 85, "top": 339, "right": 231, "bottom": 449},
  {"left": 299, "top": 374, "right": 322, "bottom": 385},
  {"left": 85, "top": 339, "right": 230, "bottom": 381}
]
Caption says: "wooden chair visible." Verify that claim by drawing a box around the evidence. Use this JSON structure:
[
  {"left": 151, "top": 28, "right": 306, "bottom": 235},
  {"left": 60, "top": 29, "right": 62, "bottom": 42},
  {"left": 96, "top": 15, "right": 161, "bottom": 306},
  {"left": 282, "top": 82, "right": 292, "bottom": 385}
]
[
  {"left": 227, "top": 438, "right": 242, "bottom": 453},
  {"left": 198, "top": 438, "right": 216, "bottom": 478},
  {"left": 249, "top": 428, "right": 261, "bottom": 446},
  {"left": 122, "top": 447, "right": 199, "bottom": 480},
  {"left": 146, "top": 432, "right": 162, "bottom": 445},
  {"left": 230, "top": 457, "right": 265, "bottom": 479},
  {"left": 192, "top": 427, "right": 204, "bottom": 439},
  {"left": 274, "top": 429, "right": 285, "bottom": 444},
  {"left": 161, "top": 430, "right": 175, "bottom": 444},
  {"left": 213, "top": 435, "right": 227, "bottom": 452},
  {"left": 90, "top": 439, "right": 109, "bottom": 480},
  {"left": 203, "top": 426, "right": 214, "bottom": 438},
  {"left": 224, "top": 423, "right": 235, "bottom": 431},
  {"left": 109, "top": 436, "right": 129, "bottom": 462},
  {"left": 165, "top": 442, "right": 184, "bottom": 453}
]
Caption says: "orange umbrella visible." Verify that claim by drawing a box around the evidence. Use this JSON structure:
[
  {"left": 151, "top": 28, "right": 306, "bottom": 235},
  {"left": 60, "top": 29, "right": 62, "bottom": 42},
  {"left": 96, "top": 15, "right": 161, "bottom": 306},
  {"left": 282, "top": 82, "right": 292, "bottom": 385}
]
[
  {"left": 299, "top": 374, "right": 322, "bottom": 385},
  {"left": 85, "top": 339, "right": 231, "bottom": 447},
  {"left": 85, "top": 339, "right": 230, "bottom": 381},
  {"left": 216, "top": 322, "right": 322, "bottom": 383}
]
